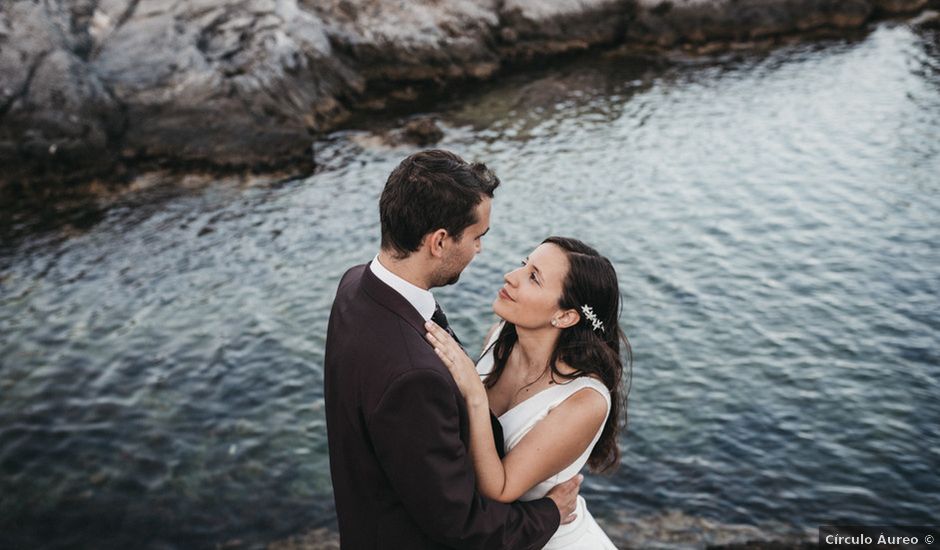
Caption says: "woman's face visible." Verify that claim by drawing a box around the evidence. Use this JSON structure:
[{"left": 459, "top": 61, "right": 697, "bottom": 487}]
[{"left": 493, "top": 243, "right": 569, "bottom": 329}]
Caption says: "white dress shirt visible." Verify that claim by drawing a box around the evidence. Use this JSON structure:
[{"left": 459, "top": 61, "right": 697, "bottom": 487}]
[{"left": 370, "top": 255, "right": 437, "bottom": 321}]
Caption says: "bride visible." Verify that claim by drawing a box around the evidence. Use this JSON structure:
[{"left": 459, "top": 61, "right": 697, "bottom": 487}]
[{"left": 426, "top": 236, "right": 631, "bottom": 549}]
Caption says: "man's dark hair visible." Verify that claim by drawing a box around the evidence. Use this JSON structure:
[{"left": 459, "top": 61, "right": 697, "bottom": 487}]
[{"left": 380, "top": 149, "right": 500, "bottom": 258}]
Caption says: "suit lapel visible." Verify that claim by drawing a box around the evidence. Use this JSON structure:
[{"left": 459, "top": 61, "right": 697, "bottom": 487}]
[{"left": 360, "top": 261, "right": 429, "bottom": 338}]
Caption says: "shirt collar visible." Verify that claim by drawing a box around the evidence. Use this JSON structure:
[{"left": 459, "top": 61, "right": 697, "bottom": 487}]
[{"left": 369, "top": 254, "right": 437, "bottom": 321}]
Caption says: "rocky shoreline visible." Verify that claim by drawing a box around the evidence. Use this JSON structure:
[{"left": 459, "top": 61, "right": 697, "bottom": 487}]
[
  {"left": 1, "top": 0, "right": 937, "bottom": 189},
  {"left": 264, "top": 531, "right": 824, "bottom": 550},
  {"left": 264, "top": 511, "right": 823, "bottom": 550}
]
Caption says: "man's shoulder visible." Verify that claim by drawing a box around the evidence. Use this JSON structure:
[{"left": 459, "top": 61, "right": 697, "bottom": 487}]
[
  {"left": 357, "top": 319, "right": 458, "bottom": 415},
  {"left": 329, "top": 290, "right": 443, "bottom": 372},
  {"left": 337, "top": 263, "right": 368, "bottom": 292},
  {"left": 328, "top": 264, "right": 367, "bottom": 310},
  {"left": 379, "top": 317, "right": 447, "bottom": 377}
]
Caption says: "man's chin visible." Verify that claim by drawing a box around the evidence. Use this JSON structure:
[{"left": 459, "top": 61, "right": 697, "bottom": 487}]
[{"left": 429, "top": 271, "right": 461, "bottom": 288}]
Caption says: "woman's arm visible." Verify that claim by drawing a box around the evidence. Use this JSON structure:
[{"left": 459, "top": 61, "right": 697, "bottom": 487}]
[
  {"left": 466, "top": 387, "right": 607, "bottom": 503},
  {"left": 426, "top": 321, "right": 608, "bottom": 503}
]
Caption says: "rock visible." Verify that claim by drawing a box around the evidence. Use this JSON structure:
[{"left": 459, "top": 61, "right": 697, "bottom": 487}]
[
  {"left": 627, "top": 0, "right": 875, "bottom": 45},
  {"left": 91, "top": 0, "right": 360, "bottom": 168},
  {"left": 308, "top": 0, "right": 502, "bottom": 82},
  {"left": 0, "top": 1, "right": 123, "bottom": 184},
  {"left": 910, "top": 9, "right": 940, "bottom": 26},
  {"left": 873, "top": 0, "right": 929, "bottom": 13},
  {"left": 498, "top": 0, "right": 632, "bottom": 60},
  {"left": 267, "top": 527, "right": 340, "bottom": 550},
  {"left": 89, "top": 472, "right": 108, "bottom": 485},
  {"left": 356, "top": 116, "right": 445, "bottom": 148},
  {"left": 1, "top": 0, "right": 935, "bottom": 189},
  {"left": 401, "top": 117, "right": 445, "bottom": 146},
  {"left": 707, "top": 542, "right": 818, "bottom": 549}
]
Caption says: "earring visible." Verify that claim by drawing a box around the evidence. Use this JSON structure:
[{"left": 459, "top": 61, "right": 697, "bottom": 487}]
[{"left": 551, "top": 319, "right": 558, "bottom": 327}]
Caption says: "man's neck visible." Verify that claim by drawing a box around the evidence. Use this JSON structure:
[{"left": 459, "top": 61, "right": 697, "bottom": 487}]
[{"left": 377, "top": 250, "right": 432, "bottom": 290}]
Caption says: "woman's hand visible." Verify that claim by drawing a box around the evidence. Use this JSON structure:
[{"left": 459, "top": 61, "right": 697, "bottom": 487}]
[{"left": 425, "top": 320, "right": 486, "bottom": 406}]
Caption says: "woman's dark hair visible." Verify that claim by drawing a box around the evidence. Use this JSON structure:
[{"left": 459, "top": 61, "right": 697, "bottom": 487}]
[
  {"left": 486, "top": 236, "right": 632, "bottom": 473},
  {"left": 380, "top": 149, "right": 500, "bottom": 258}
]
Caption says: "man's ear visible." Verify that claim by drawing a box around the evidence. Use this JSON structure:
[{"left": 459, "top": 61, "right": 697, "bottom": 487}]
[
  {"left": 424, "top": 229, "right": 449, "bottom": 259},
  {"left": 554, "top": 308, "right": 581, "bottom": 329}
]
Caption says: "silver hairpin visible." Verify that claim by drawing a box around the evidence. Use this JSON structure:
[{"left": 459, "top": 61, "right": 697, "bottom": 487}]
[{"left": 580, "top": 305, "right": 605, "bottom": 332}]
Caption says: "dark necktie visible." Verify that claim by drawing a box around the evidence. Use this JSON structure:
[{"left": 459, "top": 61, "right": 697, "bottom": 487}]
[
  {"left": 432, "top": 303, "right": 505, "bottom": 456},
  {"left": 431, "top": 302, "right": 462, "bottom": 348}
]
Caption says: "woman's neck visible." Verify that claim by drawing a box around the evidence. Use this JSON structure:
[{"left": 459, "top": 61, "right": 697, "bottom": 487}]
[{"left": 512, "top": 326, "right": 560, "bottom": 378}]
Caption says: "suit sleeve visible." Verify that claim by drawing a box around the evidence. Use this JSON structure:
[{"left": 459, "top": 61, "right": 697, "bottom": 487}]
[{"left": 367, "top": 368, "right": 560, "bottom": 550}]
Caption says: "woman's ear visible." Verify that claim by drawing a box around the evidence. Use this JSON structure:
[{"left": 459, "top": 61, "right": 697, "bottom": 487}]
[
  {"left": 554, "top": 308, "right": 581, "bottom": 329},
  {"left": 423, "top": 229, "right": 449, "bottom": 259}
]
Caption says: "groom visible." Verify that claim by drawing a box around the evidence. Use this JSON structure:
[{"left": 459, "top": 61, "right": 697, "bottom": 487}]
[{"left": 324, "top": 150, "right": 581, "bottom": 549}]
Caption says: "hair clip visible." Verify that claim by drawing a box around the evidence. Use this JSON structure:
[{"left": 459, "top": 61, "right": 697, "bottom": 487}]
[{"left": 580, "top": 305, "right": 605, "bottom": 332}]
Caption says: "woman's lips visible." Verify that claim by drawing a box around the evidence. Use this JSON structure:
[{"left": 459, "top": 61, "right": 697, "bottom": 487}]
[{"left": 498, "top": 287, "right": 514, "bottom": 301}]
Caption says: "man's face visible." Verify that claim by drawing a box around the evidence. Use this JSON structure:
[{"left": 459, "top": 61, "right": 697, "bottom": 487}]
[{"left": 434, "top": 197, "right": 491, "bottom": 287}]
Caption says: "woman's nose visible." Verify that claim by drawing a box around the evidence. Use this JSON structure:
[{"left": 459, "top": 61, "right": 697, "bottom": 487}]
[{"left": 504, "top": 268, "right": 521, "bottom": 286}]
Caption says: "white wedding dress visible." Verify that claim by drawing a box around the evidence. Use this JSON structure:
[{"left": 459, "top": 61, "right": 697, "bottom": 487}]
[{"left": 476, "top": 327, "right": 618, "bottom": 550}]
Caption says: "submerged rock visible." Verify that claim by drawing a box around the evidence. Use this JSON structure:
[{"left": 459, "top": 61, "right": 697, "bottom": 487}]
[
  {"left": 400, "top": 117, "right": 445, "bottom": 146},
  {"left": 911, "top": 9, "right": 940, "bottom": 26}
]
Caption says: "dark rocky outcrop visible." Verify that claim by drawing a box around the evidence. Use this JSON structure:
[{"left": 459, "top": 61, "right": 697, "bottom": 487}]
[
  {"left": 498, "top": 0, "right": 632, "bottom": 60},
  {"left": 0, "top": 1, "right": 124, "bottom": 184},
  {"left": 707, "top": 542, "right": 818, "bottom": 549},
  {"left": 0, "top": 0, "right": 934, "bottom": 189},
  {"left": 267, "top": 527, "right": 339, "bottom": 550},
  {"left": 1, "top": 0, "right": 361, "bottom": 186},
  {"left": 627, "top": 0, "right": 928, "bottom": 47}
]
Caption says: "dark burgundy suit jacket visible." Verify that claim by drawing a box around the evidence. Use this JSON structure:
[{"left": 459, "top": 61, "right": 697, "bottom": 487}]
[{"left": 324, "top": 263, "right": 560, "bottom": 549}]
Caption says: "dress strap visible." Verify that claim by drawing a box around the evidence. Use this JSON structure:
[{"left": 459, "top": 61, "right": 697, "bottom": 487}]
[
  {"left": 545, "top": 376, "right": 611, "bottom": 413},
  {"left": 478, "top": 320, "right": 505, "bottom": 360},
  {"left": 475, "top": 320, "right": 505, "bottom": 377}
]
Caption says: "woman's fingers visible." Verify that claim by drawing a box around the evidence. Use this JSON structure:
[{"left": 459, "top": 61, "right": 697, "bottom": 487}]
[
  {"left": 424, "top": 330, "right": 447, "bottom": 353},
  {"left": 425, "top": 321, "right": 460, "bottom": 357},
  {"left": 433, "top": 346, "right": 450, "bottom": 366},
  {"left": 424, "top": 320, "right": 454, "bottom": 345},
  {"left": 425, "top": 321, "right": 477, "bottom": 393},
  {"left": 428, "top": 332, "right": 481, "bottom": 400}
]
